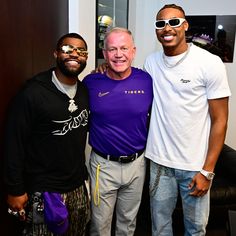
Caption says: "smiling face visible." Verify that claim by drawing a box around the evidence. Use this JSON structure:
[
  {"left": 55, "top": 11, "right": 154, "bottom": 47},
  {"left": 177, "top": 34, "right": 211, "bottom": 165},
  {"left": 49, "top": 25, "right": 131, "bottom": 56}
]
[
  {"left": 54, "top": 37, "right": 87, "bottom": 83},
  {"left": 156, "top": 7, "right": 189, "bottom": 55},
  {"left": 103, "top": 30, "right": 136, "bottom": 80}
]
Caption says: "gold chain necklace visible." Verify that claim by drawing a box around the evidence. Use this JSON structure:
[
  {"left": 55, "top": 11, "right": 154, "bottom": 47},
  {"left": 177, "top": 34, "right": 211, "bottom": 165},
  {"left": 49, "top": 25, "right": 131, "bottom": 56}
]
[{"left": 162, "top": 44, "right": 191, "bottom": 68}]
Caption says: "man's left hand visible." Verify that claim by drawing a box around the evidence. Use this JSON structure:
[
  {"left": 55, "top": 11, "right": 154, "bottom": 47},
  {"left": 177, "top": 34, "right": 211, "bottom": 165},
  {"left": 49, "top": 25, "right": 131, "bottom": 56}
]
[{"left": 188, "top": 172, "right": 212, "bottom": 197}]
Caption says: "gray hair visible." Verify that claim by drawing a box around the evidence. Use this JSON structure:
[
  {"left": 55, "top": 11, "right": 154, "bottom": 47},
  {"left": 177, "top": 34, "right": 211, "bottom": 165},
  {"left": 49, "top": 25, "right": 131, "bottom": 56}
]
[{"left": 103, "top": 27, "right": 135, "bottom": 49}]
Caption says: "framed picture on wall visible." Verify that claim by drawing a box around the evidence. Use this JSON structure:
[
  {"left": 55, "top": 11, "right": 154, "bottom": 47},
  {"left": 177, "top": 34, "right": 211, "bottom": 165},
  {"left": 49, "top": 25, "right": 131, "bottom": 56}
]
[
  {"left": 186, "top": 15, "right": 236, "bottom": 63},
  {"left": 96, "top": 0, "right": 129, "bottom": 66}
]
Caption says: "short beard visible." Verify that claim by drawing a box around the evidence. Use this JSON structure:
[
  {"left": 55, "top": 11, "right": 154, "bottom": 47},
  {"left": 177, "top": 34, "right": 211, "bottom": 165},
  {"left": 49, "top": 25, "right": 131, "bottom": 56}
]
[{"left": 57, "top": 58, "right": 87, "bottom": 77}]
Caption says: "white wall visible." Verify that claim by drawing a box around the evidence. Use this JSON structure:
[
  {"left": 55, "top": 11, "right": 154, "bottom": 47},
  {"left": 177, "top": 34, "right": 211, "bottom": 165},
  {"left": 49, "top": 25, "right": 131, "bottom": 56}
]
[
  {"left": 69, "top": 0, "right": 96, "bottom": 79},
  {"left": 69, "top": 0, "right": 236, "bottom": 149},
  {"left": 129, "top": 0, "right": 236, "bottom": 149}
]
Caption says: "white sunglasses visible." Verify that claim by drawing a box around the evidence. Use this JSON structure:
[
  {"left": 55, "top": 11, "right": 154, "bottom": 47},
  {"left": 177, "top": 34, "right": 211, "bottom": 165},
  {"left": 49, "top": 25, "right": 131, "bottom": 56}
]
[{"left": 155, "top": 18, "right": 186, "bottom": 30}]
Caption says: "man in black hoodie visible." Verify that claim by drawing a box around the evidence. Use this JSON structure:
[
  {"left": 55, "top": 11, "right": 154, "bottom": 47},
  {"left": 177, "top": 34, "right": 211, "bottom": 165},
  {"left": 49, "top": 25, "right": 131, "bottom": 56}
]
[{"left": 5, "top": 33, "right": 90, "bottom": 236}]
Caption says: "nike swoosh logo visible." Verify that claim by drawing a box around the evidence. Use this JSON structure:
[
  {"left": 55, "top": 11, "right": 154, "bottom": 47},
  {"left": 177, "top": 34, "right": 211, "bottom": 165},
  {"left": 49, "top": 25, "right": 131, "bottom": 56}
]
[{"left": 98, "top": 92, "right": 110, "bottom": 97}]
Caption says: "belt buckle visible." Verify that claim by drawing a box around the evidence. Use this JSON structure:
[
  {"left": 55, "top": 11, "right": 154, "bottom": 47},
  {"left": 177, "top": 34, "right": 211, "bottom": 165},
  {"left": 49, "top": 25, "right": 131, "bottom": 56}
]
[{"left": 118, "top": 155, "right": 128, "bottom": 163}]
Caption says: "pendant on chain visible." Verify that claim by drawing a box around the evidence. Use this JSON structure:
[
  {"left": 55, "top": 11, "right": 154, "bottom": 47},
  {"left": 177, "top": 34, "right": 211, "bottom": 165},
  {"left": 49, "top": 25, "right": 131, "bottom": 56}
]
[{"left": 68, "top": 99, "right": 78, "bottom": 113}]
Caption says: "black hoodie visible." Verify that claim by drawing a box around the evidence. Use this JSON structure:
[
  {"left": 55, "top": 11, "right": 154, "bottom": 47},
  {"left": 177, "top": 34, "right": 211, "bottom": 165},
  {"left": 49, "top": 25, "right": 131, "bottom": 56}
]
[{"left": 4, "top": 68, "right": 89, "bottom": 195}]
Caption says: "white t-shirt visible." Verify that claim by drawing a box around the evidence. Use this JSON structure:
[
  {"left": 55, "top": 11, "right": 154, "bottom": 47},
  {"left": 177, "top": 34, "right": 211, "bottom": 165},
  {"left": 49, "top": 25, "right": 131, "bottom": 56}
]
[{"left": 144, "top": 44, "right": 231, "bottom": 171}]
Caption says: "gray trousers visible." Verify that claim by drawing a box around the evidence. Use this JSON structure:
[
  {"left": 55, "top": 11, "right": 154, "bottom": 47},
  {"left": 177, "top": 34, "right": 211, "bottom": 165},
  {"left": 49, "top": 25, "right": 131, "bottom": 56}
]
[{"left": 89, "top": 151, "right": 146, "bottom": 236}]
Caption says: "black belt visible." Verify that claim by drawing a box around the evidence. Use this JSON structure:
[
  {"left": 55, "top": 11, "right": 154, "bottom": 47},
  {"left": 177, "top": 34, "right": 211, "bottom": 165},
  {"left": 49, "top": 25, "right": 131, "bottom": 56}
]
[{"left": 93, "top": 148, "right": 144, "bottom": 163}]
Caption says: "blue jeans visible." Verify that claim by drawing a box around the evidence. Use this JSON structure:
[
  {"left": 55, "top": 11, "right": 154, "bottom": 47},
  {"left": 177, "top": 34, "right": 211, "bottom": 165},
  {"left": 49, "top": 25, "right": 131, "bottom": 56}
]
[{"left": 150, "top": 161, "right": 209, "bottom": 236}]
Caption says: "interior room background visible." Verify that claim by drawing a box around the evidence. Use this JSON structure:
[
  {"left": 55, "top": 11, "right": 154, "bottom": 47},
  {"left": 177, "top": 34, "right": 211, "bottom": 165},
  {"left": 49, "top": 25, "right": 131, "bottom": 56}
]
[
  {"left": 71, "top": 0, "right": 236, "bottom": 149},
  {"left": 0, "top": 1, "right": 235, "bottom": 234}
]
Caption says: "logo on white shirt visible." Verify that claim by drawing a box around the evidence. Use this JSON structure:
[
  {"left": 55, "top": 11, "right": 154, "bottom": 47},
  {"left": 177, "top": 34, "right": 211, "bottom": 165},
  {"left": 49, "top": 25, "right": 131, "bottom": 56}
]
[{"left": 180, "top": 79, "right": 191, "bottom": 83}]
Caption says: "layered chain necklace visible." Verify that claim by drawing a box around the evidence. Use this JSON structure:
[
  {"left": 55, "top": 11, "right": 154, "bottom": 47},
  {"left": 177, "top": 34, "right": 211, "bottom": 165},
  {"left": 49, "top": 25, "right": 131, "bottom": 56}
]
[
  {"left": 162, "top": 44, "right": 191, "bottom": 68},
  {"left": 52, "top": 71, "right": 78, "bottom": 113}
]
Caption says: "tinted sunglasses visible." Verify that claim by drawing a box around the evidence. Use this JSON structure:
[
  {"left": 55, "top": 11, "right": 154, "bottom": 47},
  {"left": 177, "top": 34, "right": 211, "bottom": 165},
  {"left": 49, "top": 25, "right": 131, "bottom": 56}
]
[
  {"left": 60, "top": 45, "right": 88, "bottom": 57},
  {"left": 155, "top": 18, "right": 186, "bottom": 30}
]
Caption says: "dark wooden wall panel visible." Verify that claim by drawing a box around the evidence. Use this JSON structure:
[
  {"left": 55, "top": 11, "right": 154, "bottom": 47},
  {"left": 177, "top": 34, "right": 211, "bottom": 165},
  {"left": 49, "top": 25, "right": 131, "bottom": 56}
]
[{"left": 0, "top": 0, "right": 68, "bottom": 234}]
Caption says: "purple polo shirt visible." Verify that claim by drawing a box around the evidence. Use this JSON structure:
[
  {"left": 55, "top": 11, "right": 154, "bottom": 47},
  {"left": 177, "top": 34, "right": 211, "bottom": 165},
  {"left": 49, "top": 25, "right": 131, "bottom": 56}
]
[{"left": 83, "top": 67, "right": 153, "bottom": 156}]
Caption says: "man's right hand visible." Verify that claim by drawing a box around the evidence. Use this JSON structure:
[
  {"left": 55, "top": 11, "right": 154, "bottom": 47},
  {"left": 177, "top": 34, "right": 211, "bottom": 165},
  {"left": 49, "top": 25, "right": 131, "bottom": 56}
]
[
  {"left": 7, "top": 193, "right": 28, "bottom": 220},
  {"left": 91, "top": 62, "right": 108, "bottom": 74}
]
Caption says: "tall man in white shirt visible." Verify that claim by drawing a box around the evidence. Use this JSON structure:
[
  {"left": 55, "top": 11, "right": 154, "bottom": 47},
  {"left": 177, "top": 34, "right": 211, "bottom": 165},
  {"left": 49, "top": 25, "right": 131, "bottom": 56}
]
[{"left": 144, "top": 4, "right": 231, "bottom": 236}]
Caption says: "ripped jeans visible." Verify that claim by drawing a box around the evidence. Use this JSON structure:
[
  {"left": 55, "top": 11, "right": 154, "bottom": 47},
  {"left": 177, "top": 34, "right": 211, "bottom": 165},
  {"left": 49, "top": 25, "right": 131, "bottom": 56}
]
[{"left": 149, "top": 161, "right": 209, "bottom": 236}]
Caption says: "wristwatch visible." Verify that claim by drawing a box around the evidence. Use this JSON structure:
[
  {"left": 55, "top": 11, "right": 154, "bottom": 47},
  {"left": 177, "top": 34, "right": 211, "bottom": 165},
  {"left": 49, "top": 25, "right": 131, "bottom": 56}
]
[{"left": 200, "top": 169, "right": 215, "bottom": 180}]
